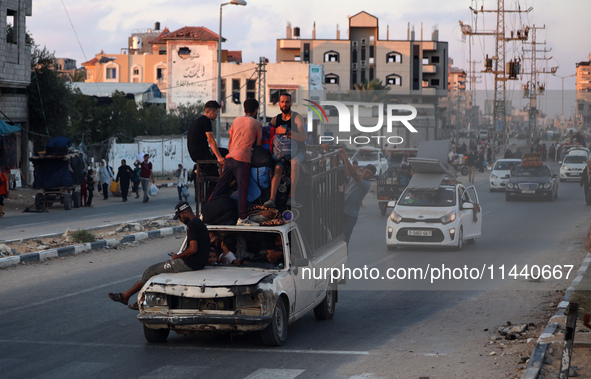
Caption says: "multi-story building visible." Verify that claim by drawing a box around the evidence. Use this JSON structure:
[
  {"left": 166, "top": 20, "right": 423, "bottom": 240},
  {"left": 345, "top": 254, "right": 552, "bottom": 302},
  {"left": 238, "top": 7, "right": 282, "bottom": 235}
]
[
  {"left": 576, "top": 54, "right": 591, "bottom": 129},
  {"left": 0, "top": 0, "right": 32, "bottom": 173}
]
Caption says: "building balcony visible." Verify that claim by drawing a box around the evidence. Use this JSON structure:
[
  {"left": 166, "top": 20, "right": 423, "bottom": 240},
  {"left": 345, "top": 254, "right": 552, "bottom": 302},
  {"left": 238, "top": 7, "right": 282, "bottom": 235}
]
[
  {"left": 279, "top": 39, "right": 301, "bottom": 49},
  {"left": 422, "top": 64, "right": 437, "bottom": 74}
]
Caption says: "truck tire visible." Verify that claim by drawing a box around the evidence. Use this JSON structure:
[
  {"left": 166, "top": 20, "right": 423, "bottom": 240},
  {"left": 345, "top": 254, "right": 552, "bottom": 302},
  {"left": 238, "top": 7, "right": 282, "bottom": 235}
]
[
  {"left": 460, "top": 166, "right": 469, "bottom": 176},
  {"left": 143, "top": 325, "right": 169, "bottom": 343},
  {"left": 63, "top": 194, "right": 72, "bottom": 210},
  {"left": 455, "top": 227, "right": 464, "bottom": 251},
  {"left": 314, "top": 283, "right": 336, "bottom": 320},
  {"left": 72, "top": 191, "right": 81, "bottom": 208},
  {"left": 261, "top": 297, "right": 288, "bottom": 346},
  {"left": 34, "top": 193, "right": 44, "bottom": 210},
  {"left": 380, "top": 207, "right": 387, "bottom": 216}
]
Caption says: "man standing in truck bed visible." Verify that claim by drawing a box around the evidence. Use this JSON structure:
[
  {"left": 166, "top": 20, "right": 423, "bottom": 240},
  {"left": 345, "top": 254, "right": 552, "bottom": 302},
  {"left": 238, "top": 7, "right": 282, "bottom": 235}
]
[{"left": 263, "top": 93, "right": 307, "bottom": 209}]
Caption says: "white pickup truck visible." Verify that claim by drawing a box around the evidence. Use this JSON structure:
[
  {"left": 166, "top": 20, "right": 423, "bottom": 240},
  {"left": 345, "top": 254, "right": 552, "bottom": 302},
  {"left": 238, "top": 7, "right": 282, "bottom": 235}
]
[{"left": 137, "top": 150, "right": 348, "bottom": 346}]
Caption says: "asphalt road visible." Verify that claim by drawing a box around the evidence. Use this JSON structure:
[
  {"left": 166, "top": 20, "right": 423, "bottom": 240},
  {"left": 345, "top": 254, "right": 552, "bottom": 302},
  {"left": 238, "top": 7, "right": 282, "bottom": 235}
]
[
  {"left": 0, "top": 186, "right": 187, "bottom": 242},
  {"left": 0, "top": 164, "right": 589, "bottom": 378}
]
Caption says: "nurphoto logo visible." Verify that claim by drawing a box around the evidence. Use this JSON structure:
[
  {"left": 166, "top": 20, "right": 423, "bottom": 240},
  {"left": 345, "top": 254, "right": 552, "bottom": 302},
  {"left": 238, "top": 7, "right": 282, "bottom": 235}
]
[{"left": 304, "top": 100, "right": 418, "bottom": 145}]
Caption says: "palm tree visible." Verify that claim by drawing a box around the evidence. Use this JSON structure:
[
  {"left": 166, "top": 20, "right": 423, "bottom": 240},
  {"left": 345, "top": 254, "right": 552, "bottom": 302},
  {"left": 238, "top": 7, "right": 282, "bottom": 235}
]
[{"left": 353, "top": 79, "right": 390, "bottom": 103}]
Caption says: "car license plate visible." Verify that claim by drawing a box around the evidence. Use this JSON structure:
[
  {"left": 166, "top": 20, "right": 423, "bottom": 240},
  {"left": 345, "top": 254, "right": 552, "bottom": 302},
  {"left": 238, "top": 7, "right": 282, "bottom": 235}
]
[
  {"left": 408, "top": 230, "right": 432, "bottom": 237},
  {"left": 521, "top": 190, "right": 535, "bottom": 194}
]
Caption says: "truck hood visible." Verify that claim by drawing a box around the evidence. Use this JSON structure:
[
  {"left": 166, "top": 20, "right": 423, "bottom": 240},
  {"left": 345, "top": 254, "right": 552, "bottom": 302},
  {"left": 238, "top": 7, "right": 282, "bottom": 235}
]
[{"left": 148, "top": 267, "right": 274, "bottom": 287}]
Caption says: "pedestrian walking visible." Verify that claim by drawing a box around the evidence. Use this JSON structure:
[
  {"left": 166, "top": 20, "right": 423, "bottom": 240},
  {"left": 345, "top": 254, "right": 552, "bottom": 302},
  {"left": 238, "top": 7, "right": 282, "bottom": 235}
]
[
  {"left": 139, "top": 154, "right": 155, "bottom": 203},
  {"left": 0, "top": 168, "right": 10, "bottom": 218},
  {"left": 116, "top": 159, "right": 133, "bottom": 202},
  {"left": 99, "top": 159, "right": 114, "bottom": 200},
  {"left": 466, "top": 149, "right": 477, "bottom": 184},
  {"left": 108, "top": 201, "right": 209, "bottom": 309},
  {"left": 581, "top": 159, "right": 591, "bottom": 206},
  {"left": 175, "top": 163, "right": 189, "bottom": 202},
  {"left": 86, "top": 169, "right": 95, "bottom": 207},
  {"left": 131, "top": 160, "right": 141, "bottom": 199}
]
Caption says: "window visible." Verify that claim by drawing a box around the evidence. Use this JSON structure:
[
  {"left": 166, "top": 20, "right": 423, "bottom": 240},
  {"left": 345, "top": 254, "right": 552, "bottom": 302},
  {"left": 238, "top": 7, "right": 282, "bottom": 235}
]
[
  {"left": 422, "top": 57, "right": 429, "bottom": 65},
  {"left": 294, "top": 55, "right": 301, "bottom": 62},
  {"left": 324, "top": 51, "right": 339, "bottom": 62},
  {"left": 431, "top": 79, "right": 440, "bottom": 86},
  {"left": 246, "top": 79, "right": 256, "bottom": 99},
  {"left": 361, "top": 38, "right": 366, "bottom": 46},
  {"left": 431, "top": 56, "right": 440, "bottom": 63},
  {"left": 386, "top": 52, "right": 402, "bottom": 63},
  {"left": 106, "top": 67, "right": 117, "bottom": 79},
  {"left": 156, "top": 68, "right": 164, "bottom": 79},
  {"left": 361, "top": 69, "right": 366, "bottom": 83},
  {"left": 352, "top": 41, "right": 358, "bottom": 50},
  {"left": 361, "top": 47, "right": 366, "bottom": 61},
  {"left": 158, "top": 49, "right": 166, "bottom": 55},
  {"left": 325, "top": 74, "right": 339, "bottom": 84},
  {"left": 133, "top": 69, "right": 139, "bottom": 75},
  {"left": 232, "top": 79, "right": 241, "bottom": 104},
  {"left": 6, "top": 9, "right": 16, "bottom": 44},
  {"left": 386, "top": 74, "right": 401, "bottom": 86},
  {"left": 269, "top": 88, "right": 296, "bottom": 104},
  {"left": 369, "top": 35, "right": 375, "bottom": 42},
  {"left": 178, "top": 47, "right": 191, "bottom": 59}
]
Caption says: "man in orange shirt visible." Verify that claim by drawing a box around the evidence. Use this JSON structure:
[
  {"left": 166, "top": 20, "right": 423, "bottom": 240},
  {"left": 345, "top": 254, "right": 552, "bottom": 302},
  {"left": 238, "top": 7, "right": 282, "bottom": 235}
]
[
  {"left": 208, "top": 98, "right": 262, "bottom": 225},
  {"left": 0, "top": 169, "right": 10, "bottom": 218}
]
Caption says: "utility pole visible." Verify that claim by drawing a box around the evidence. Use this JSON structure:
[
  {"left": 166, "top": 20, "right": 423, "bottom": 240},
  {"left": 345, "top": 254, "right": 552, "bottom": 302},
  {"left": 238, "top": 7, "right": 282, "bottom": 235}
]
[
  {"left": 257, "top": 57, "right": 267, "bottom": 124},
  {"left": 521, "top": 25, "right": 555, "bottom": 147},
  {"left": 460, "top": 1, "right": 531, "bottom": 153}
]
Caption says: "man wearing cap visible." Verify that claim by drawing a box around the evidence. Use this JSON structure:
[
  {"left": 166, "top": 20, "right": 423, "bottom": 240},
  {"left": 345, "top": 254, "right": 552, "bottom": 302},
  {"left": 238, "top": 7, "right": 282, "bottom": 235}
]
[
  {"left": 339, "top": 148, "right": 376, "bottom": 244},
  {"left": 108, "top": 201, "right": 209, "bottom": 308},
  {"left": 187, "top": 100, "right": 225, "bottom": 200}
]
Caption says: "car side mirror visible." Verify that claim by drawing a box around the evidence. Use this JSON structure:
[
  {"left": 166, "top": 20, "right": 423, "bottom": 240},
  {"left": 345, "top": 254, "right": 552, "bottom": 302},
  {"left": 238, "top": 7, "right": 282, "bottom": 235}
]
[
  {"left": 294, "top": 257, "right": 309, "bottom": 267},
  {"left": 559, "top": 161, "right": 563, "bottom": 164},
  {"left": 462, "top": 202, "right": 474, "bottom": 210},
  {"left": 387, "top": 200, "right": 397, "bottom": 207}
]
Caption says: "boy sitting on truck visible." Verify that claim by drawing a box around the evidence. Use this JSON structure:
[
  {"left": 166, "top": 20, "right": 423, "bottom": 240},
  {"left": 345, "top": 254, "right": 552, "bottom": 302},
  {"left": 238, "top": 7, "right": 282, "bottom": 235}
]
[{"left": 219, "top": 235, "right": 240, "bottom": 265}]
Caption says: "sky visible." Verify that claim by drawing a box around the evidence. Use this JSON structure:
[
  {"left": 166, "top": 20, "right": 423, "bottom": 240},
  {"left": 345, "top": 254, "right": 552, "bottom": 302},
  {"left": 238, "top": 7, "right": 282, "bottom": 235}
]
[{"left": 27, "top": 0, "right": 590, "bottom": 98}]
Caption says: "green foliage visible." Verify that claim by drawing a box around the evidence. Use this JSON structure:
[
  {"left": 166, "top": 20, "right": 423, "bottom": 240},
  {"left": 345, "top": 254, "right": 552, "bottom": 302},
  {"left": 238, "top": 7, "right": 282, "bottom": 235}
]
[
  {"left": 70, "top": 229, "right": 96, "bottom": 243},
  {"left": 353, "top": 79, "right": 390, "bottom": 103}
]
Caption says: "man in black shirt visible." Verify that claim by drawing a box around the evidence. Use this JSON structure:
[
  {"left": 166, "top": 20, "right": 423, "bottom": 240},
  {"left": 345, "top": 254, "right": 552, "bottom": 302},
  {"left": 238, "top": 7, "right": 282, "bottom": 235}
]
[
  {"left": 115, "top": 159, "right": 133, "bottom": 202},
  {"left": 108, "top": 202, "right": 210, "bottom": 308},
  {"left": 187, "top": 100, "right": 225, "bottom": 199}
]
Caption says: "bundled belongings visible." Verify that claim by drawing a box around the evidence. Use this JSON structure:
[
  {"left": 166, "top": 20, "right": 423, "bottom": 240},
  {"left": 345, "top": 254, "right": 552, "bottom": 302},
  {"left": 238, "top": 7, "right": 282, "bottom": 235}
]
[{"left": 521, "top": 153, "right": 542, "bottom": 166}]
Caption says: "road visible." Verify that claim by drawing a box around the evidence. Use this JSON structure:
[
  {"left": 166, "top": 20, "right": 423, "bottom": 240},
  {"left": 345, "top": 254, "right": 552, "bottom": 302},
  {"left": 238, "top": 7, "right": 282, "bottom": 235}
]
[
  {"left": 0, "top": 186, "right": 186, "bottom": 242},
  {"left": 0, "top": 163, "right": 589, "bottom": 378}
]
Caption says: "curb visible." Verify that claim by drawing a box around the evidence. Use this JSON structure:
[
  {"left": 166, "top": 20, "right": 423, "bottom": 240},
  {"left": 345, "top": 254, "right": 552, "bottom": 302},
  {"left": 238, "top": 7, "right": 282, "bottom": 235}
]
[
  {"left": 0, "top": 225, "right": 187, "bottom": 269},
  {"left": 522, "top": 253, "right": 591, "bottom": 379}
]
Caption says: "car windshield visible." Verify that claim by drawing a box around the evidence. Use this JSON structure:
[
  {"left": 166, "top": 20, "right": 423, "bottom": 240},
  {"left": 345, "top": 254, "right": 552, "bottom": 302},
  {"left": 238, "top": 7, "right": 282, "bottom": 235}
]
[
  {"left": 208, "top": 230, "right": 285, "bottom": 269},
  {"left": 512, "top": 165, "right": 551, "bottom": 177},
  {"left": 398, "top": 187, "right": 456, "bottom": 207},
  {"left": 494, "top": 161, "right": 520, "bottom": 170},
  {"left": 564, "top": 155, "right": 587, "bottom": 164},
  {"left": 353, "top": 152, "right": 379, "bottom": 161}
]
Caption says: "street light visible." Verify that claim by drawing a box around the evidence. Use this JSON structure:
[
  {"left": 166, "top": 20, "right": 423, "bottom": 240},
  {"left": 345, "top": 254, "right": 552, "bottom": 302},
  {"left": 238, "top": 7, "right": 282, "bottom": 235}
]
[
  {"left": 553, "top": 73, "right": 575, "bottom": 121},
  {"left": 217, "top": 0, "right": 247, "bottom": 145}
]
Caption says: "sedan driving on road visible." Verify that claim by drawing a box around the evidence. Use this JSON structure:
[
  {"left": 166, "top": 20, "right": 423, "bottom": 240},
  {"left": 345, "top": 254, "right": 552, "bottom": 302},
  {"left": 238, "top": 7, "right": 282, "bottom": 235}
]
[{"left": 505, "top": 164, "right": 558, "bottom": 201}]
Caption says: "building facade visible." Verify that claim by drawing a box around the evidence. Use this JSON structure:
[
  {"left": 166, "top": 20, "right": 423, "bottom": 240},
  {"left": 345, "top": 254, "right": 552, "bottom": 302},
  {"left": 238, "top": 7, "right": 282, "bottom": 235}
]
[{"left": 576, "top": 55, "right": 591, "bottom": 129}]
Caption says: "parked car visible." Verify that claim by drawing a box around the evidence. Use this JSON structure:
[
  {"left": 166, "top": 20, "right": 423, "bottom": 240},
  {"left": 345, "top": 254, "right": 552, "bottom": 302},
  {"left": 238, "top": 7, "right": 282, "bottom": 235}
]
[
  {"left": 351, "top": 147, "right": 389, "bottom": 177},
  {"left": 560, "top": 154, "right": 588, "bottom": 182},
  {"left": 505, "top": 164, "right": 558, "bottom": 201},
  {"left": 489, "top": 159, "right": 522, "bottom": 191},
  {"left": 386, "top": 182, "right": 482, "bottom": 250}
]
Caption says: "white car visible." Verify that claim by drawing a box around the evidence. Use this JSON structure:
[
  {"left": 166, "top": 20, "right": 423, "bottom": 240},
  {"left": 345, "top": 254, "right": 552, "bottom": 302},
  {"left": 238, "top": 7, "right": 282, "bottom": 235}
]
[
  {"left": 351, "top": 147, "right": 389, "bottom": 177},
  {"left": 560, "top": 153, "right": 588, "bottom": 181},
  {"left": 489, "top": 159, "right": 522, "bottom": 191},
  {"left": 386, "top": 183, "right": 482, "bottom": 250}
]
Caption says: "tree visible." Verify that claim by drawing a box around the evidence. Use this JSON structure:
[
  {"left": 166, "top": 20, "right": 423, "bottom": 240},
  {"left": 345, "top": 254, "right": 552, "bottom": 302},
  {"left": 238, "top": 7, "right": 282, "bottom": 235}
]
[
  {"left": 27, "top": 44, "right": 75, "bottom": 150},
  {"left": 353, "top": 79, "right": 390, "bottom": 103}
]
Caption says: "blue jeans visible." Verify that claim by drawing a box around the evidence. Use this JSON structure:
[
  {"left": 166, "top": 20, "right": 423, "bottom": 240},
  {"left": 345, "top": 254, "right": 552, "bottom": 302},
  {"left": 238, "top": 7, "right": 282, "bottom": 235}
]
[{"left": 343, "top": 214, "right": 358, "bottom": 244}]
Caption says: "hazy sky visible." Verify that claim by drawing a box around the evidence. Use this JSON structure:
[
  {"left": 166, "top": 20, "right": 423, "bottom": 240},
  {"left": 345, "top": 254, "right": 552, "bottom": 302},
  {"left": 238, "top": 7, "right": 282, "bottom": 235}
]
[{"left": 28, "top": 0, "right": 590, "bottom": 95}]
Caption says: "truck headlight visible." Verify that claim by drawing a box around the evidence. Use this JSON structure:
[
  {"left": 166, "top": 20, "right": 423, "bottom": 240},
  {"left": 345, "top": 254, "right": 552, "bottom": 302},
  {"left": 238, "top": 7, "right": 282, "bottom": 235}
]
[
  {"left": 389, "top": 211, "right": 403, "bottom": 224},
  {"left": 145, "top": 292, "right": 168, "bottom": 307},
  {"left": 440, "top": 211, "right": 456, "bottom": 225}
]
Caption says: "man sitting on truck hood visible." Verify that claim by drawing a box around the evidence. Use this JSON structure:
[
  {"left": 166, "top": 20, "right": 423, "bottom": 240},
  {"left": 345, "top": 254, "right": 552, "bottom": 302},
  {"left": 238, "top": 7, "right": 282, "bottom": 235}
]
[{"left": 108, "top": 201, "right": 210, "bottom": 309}]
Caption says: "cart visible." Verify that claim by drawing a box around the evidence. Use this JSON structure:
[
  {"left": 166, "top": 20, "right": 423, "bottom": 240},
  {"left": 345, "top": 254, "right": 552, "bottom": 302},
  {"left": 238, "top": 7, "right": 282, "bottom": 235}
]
[{"left": 29, "top": 152, "right": 85, "bottom": 211}]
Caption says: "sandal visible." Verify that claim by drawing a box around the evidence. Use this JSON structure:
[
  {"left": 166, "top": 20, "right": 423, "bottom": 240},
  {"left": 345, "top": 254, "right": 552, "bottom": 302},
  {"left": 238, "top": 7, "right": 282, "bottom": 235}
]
[
  {"left": 128, "top": 302, "right": 139, "bottom": 311},
  {"left": 108, "top": 292, "right": 128, "bottom": 305}
]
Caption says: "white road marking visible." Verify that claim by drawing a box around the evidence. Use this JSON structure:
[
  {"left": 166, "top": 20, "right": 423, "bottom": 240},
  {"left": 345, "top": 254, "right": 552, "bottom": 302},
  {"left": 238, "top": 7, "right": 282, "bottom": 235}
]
[
  {"left": 243, "top": 369, "right": 305, "bottom": 379},
  {"left": 0, "top": 339, "right": 370, "bottom": 356},
  {"left": 4, "top": 221, "right": 49, "bottom": 229}
]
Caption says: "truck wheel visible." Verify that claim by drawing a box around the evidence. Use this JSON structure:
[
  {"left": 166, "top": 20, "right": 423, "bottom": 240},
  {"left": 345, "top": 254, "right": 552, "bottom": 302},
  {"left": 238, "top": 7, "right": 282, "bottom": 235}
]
[
  {"left": 261, "top": 297, "right": 288, "bottom": 346},
  {"left": 460, "top": 166, "right": 469, "bottom": 176},
  {"left": 314, "top": 283, "right": 336, "bottom": 320},
  {"left": 380, "top": 207, "right": 387, "bottom": 216},
  {"left": 143, "top": 325, "right": 169, "bottom": 343},
  {"left": 72, "top": 191, "right": 81, "bottom": 208},
  {"left": 63, "top": 194, "right": 72, "bottom": 210},
  {"left": 34, "top": 193, "right": 44, "bottom": 210}
]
